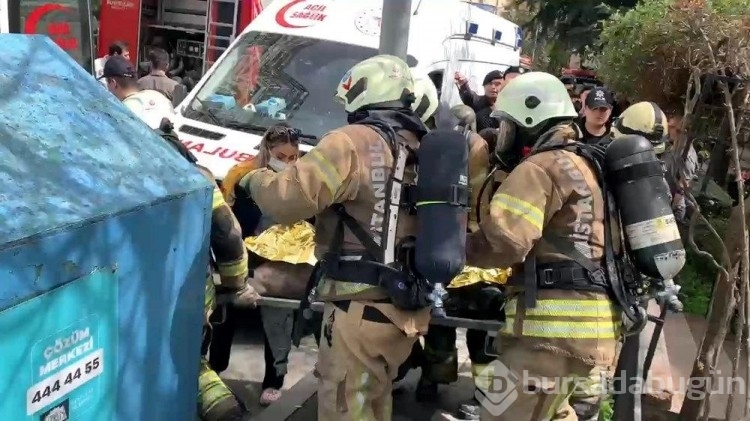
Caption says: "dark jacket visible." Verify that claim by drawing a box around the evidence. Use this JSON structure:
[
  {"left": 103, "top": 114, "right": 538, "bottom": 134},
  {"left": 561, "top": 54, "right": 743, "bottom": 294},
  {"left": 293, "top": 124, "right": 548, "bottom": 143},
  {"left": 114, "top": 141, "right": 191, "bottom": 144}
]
[{"left": 458, "top": 83, "right": 498, "bottom": 132}]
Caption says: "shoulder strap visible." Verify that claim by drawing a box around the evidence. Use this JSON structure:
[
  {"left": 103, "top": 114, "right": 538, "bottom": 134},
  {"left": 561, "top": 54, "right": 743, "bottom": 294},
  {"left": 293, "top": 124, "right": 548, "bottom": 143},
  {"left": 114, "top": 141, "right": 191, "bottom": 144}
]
[
  {"left": 535, "top": 145, "right": 644, "bottom": 323},
  {"left": 329, "top": 125, "right": 411, "bottom": 265}
]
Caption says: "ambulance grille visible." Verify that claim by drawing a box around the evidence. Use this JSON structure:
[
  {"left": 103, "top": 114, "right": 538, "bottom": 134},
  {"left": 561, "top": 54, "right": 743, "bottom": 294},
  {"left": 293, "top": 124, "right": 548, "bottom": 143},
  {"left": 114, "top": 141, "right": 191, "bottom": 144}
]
[{"left": 179, "top": 125, "right": 225, "bottom": 140}]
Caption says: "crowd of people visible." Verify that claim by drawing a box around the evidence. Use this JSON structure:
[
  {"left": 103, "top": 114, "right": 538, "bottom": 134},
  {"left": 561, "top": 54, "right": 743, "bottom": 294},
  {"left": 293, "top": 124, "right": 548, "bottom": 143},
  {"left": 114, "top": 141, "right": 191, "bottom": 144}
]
[{"left": 101, "top": 43, "right": 698, "bottom": 420}]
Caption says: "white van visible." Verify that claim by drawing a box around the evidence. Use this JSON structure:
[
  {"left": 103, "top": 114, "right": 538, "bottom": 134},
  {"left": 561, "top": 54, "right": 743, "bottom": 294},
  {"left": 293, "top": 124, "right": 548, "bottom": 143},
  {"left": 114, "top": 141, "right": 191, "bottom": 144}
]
[{"left": 173, "top": 0, "right": 522, "bottom": 179}]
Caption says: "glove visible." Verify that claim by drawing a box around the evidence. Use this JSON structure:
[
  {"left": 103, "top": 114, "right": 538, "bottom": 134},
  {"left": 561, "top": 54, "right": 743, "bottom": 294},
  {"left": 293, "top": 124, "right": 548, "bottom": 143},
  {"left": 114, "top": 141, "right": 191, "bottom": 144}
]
[{"left": 216, "top": 280, "right": 261, "bottom": 308}]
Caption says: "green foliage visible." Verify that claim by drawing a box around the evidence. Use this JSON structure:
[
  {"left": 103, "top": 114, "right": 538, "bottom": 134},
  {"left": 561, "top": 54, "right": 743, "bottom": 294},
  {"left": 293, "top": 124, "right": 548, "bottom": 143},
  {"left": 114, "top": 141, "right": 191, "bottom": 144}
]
[
  {"left": 679, "top": 214, "right": 729, "bottom": 316},
  {"left": 599, "top": 394, "right": 614, "bottom": 420},
  {"left": 598, "top": 0, "right": 750, "bottom": 110},
  {"left": 521, "top": 0, "right": 637, "bottom": 50}
]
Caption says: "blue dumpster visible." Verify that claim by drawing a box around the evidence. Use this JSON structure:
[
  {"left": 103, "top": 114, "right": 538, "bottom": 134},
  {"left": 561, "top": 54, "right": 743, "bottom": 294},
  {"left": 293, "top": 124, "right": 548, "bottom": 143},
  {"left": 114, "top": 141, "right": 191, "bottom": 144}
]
[{"left": 0, "top": 35, "right": 213, "bottom": 421}]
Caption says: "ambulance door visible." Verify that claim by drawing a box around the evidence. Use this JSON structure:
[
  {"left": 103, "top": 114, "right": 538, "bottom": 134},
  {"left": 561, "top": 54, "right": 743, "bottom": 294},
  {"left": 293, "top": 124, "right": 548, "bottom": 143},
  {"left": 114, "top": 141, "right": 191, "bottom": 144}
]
[{"left": 5, "top": 0, "right": 95, "bottom": 73}]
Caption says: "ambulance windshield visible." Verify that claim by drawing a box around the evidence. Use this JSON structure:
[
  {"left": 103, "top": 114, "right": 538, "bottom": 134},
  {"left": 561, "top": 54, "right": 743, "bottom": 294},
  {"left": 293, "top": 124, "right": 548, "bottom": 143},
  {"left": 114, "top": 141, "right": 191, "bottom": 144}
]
[{"left": 184, "top": 32, "right": 418, "bottom": 144}]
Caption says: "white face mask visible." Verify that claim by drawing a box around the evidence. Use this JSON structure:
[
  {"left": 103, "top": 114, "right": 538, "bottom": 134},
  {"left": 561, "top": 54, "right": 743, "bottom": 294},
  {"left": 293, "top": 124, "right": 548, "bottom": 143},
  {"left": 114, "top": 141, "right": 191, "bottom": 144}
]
[{"left": 268, "top": 157, "right": 288, "bottom": 172}]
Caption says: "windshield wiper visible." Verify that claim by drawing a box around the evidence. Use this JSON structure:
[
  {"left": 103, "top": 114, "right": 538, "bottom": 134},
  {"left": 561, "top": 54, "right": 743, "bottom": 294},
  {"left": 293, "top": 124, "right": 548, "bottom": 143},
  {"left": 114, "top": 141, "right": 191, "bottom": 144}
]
[
  {"left": 224, "top": 121, "right": 269, "bottom": 135},
  {"left": 190, "top": 97, "right": 222, "bottom": 126}
]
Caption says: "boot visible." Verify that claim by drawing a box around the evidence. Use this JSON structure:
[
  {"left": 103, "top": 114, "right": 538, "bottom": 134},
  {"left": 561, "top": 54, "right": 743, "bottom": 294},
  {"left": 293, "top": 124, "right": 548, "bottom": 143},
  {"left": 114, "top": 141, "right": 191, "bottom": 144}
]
[
  {"left": 415, "top": 376, "right": 439, "bottom": 402},
  {"left": 198, "top": 358, "right": 247, "bottom": 421},
  {"left": 457, "top": 396, "right": 481, "bottom": 420}
]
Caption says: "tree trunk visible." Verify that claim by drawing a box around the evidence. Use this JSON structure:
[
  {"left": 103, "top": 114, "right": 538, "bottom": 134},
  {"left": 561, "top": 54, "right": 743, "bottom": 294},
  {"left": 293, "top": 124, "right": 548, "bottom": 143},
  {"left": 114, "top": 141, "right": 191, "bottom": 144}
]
[
  {"left": 680, "top": 198, "right": 749, "bottom": 419},
  {"left": 707, "top": 118, "right": 732, "bottom": 186}
]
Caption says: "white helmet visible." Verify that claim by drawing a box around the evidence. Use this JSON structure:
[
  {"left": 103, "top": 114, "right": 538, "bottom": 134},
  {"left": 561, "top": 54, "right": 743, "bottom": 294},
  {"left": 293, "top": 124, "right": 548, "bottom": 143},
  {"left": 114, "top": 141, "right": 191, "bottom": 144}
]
[
  {"left": 335, "top": 55, "right": 415, "bottom": 113},
  {"left": 490, "top": 72, "right": 577, "bottom": 131},
  {"left": 122, "top": 89, "right": 176, "bottom": 129},
  {"left": 410, "top": 69, "right": 439, "bottom": 122}
]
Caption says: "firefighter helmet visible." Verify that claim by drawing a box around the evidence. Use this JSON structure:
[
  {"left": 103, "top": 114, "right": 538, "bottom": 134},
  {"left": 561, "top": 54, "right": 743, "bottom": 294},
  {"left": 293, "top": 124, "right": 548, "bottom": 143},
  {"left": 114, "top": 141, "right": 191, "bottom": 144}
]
[
  {"left": 335, "top": 55, "right": 415, "bottom": 113},
  {"left": 611, "top": 101, "right": 668, "bottom": 154},
  {"left": 411, "top": 70, "right": 439, "bottom": 122},
  {"left": 490, "top": 72, "right": 578, "bottom": 132}
]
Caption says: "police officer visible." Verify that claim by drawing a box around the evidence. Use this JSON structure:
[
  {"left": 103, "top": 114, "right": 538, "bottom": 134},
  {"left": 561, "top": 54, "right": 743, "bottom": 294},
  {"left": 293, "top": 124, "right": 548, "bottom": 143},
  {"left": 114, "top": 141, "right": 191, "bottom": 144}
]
[
  {"left": 465, "top": 72, "right": 622, "bottom": 420},
  {"left": 237, "top": 55, "right": 432, "bottom": 420},
  {"left": 577, "top": 86, "right": 613, "bottom": 144},
  {"left": 155, "top": 121, "right": 257, "bottom": 421}
]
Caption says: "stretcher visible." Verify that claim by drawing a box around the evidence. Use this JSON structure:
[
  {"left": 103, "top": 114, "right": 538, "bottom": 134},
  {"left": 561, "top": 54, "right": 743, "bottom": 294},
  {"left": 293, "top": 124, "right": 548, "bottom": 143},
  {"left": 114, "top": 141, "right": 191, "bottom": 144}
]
[{"left": 256, "top": 296, "right": 505, "bottom": 332}]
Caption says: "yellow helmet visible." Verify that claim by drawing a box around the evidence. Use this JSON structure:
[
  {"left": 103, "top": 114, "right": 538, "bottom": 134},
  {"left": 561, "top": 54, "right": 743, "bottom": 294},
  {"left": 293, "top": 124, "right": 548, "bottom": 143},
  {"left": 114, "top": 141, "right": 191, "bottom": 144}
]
[
  {"left": 410, "top": 69, "right": 439, "bottom": 123},
  {"left": 611, "top": 101, "right": 667, "bottom": 148},
  {"left": 490, "top": 72, "right": 577, "bottom": 131},
  {"left": 334, "top": 55, "right": 415, "bottom": 113}
]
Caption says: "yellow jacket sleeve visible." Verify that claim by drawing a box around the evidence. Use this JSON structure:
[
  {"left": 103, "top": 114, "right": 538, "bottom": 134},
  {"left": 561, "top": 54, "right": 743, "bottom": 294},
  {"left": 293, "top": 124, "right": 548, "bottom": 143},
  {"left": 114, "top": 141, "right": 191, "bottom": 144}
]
[
  {"left": 201, "top": 167, "right": 248, "bottom": 289},
  {"left": 239, "top": 131, "right": 360, "bottom": 225},
  {"left": 221, "top": 158, "right": 261, "bottom": 206},
  {"left": 467, "top": 158, "right": 564, "bottom": 268}
]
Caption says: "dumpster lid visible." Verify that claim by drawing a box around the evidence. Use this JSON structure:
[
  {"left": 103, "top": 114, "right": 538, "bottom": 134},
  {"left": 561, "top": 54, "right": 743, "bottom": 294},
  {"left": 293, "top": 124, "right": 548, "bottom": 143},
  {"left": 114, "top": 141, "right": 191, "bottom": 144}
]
[{"left": 0, "top": 35, "right": 211, "bottom": 247}]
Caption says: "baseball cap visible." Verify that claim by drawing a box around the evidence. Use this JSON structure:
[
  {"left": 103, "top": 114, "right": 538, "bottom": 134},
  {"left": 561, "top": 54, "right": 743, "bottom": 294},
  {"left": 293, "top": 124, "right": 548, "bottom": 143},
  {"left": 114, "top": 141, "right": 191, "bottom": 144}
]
[
  {"left": 99, "top": 55, "right": 136, "bottom": 79},
  {"left": 585, "top": 87, "right": 613, "bottom": 109},
  {"left": 502, "top": 66, "right": 528, "bottom": 79}
]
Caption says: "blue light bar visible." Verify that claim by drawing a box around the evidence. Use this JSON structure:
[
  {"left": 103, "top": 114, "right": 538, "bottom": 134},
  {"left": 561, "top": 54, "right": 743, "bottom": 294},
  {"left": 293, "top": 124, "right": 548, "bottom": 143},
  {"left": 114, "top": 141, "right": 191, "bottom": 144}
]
[{"left": 515, "top": 27, "right": 523, "bottom": 50}]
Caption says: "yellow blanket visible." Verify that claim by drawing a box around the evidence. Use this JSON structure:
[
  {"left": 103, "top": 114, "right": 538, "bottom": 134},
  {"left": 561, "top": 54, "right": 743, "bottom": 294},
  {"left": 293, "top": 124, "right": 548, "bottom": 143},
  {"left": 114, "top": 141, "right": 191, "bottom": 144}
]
[
  {"left": 244, "top": 221, "right": 510, "bottom": 287},
  {"left": 244, "top": 221, "right": 317, "bottom": 266},
  {"left": 447, "top": 266, "right": 511, "bottom": 288}
]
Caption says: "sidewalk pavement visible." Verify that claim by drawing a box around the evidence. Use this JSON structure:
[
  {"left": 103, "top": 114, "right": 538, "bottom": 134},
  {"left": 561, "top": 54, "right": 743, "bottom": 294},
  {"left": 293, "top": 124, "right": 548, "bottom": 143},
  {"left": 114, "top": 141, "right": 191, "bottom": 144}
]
[{"left": 664, "top": 309, "right": 748, "bottom": 420}]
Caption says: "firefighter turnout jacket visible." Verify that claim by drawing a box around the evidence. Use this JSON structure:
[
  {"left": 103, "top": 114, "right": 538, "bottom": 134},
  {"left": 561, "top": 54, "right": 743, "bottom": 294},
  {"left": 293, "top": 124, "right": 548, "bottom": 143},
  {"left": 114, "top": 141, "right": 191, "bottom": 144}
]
[
  {"left": 198, "top": 166, "right": 249, "bottom": 291},
  {"left": 466, "top": 126, "right": 621, "bottom": 366},
  {"left": 468, "top": 131, "right": 490, "bottom": 232}
]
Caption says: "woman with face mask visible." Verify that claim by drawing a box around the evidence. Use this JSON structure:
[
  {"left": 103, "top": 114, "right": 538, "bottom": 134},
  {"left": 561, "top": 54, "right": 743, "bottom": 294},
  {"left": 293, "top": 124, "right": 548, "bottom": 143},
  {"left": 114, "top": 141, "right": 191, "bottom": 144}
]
[{"left": 218, "top": 124, "right": 309, "bottom": 406}]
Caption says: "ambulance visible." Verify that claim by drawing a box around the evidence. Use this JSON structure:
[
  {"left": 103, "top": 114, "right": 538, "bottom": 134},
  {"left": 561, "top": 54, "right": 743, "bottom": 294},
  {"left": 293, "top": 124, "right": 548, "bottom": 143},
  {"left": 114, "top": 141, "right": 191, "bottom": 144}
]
[{"left": 172, "top": 0, "right": 523, "bottom": 179}]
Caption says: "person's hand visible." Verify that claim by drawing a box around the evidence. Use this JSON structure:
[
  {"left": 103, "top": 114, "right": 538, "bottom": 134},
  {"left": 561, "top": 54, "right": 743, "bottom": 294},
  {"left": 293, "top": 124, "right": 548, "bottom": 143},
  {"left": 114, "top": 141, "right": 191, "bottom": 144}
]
[{"left": 454, "top": 72, "right": 467, "bottom": 86}]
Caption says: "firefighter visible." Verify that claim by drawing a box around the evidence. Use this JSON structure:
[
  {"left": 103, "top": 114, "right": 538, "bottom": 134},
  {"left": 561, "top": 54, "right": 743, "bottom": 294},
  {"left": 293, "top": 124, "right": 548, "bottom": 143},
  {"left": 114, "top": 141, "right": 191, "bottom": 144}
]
[
  {"left": 154, "top": 121, "right": 257, "bottom": 421},
  {"left": 465, "top": 72, "right": 622, "bottom": 421},
  {"left": 236, "top": 55, "right": 433, "bottom": 420}
]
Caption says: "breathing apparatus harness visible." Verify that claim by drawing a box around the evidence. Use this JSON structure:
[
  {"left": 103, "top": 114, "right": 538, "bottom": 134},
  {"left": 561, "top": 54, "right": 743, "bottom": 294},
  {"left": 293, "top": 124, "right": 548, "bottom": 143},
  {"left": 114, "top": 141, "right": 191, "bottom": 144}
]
[
  {"left": 478, "top": 121, "right": 648, "bottom": 330},
  {"left": 298, "top": 108, "right": 468, "bottom": 319}
]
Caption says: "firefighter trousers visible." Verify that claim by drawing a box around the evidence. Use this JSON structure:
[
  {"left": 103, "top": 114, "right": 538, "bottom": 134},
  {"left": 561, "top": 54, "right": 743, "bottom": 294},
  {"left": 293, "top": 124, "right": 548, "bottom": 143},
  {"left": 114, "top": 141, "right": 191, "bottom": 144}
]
[
  {"left": 199, "top": 279, "right": 244, "bottom": 421},
  {"left": 423, "top": 325, "right": 496, "bottom": 387},
  {"left": 315, "top": 301, "right": 420, "bottom": 421},
  {"left": 478, "top": 344, "right": 597, "bottom": 421}
]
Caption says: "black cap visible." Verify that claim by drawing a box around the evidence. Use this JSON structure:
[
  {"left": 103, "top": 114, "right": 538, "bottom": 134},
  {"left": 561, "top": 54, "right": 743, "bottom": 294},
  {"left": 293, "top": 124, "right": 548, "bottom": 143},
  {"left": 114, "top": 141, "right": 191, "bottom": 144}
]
[
  {"left": 502, "top": 66, "right": 527, "bottom": 79},
  {"left": 585, "top": 87, "right": 613, "bottom": 109},
  {"left": 99, "top": 55, "right": 136, "bottom": 79},
  {"left": 482, "top": 70, "right": 503, "bottom": 86}
]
